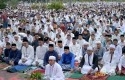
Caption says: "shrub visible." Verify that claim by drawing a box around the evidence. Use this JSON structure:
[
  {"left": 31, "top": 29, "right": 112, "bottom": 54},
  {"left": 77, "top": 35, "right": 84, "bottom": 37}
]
[
  {"left": 0, "top": 3, "right": 6, "bottom": 9},
  {"left": 30, "top": 70, "right": 44, "bottom": 80},
  {"left": 31, "top": 3, "right": 39, "bottom": 9},
  {"left": 47, "top": 2, "right": 64, "bottom": 10}
]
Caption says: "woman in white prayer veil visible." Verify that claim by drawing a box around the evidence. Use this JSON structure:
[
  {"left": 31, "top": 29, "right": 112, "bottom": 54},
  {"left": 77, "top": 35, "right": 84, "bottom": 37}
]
[{"left": 45, "top": 56, "right": 65, "bottom": 80}]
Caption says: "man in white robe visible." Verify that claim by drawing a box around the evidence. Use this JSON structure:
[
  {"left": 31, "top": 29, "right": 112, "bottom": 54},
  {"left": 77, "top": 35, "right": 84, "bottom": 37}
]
[
  {"left": 113, "top": 39, "right": 122, "bottom": 59},
  {"left": 118, "top": 35, "right": 125, "bottom": 48},
  {"left": 12, "top": 35, "right": 22, "bottom": 50},
  {"left": 77, "top": 34, "right": 86, "bottom": 48},
  {"left": 70, "top": 37, "right": 82, "bottom": 62},
  {"left": 32, "top": 38, "right": 48, "bottom": 67},
  {"left": 100, "top": 44, "right": 119, "bottom": 75},
  {"left": 45, "top": 56, "right": 65, "bottom": 80},
  {"left": 18, "top": 38, "right": 34, "bottom": 66},
  {"left": 55, "top": 40, "right": 64, "bottom": 59},
  {"left": 117, "top": 48, "right": 125, "bottom": 74},
  {"left": 79, "top": 46, "right": 98, "bottom": 74}
]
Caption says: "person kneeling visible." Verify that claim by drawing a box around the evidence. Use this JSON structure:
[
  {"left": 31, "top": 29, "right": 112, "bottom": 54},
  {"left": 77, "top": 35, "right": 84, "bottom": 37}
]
[{"left": 79, "top": 46, "right": 98, "bottom": 74}]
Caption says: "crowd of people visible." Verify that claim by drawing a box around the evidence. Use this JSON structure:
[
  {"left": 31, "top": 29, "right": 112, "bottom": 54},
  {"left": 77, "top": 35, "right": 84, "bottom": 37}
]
[{"left": 0, "top": 1, "right": 125, "bottom": 80}]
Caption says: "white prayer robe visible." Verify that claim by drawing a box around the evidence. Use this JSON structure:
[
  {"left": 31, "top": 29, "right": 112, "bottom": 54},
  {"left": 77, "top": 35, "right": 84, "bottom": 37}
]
[
  {"left": 32, "top": 45, "right": 48, "bottom": 66},
  {"left": 27, "top": 35, "right": 33, "bottom": 43},
  {"left": 101, "top": 51, "right": 119, "bottom": 74},
  {"left": 12, "top": 40, "right": 22, "bottom": 50},
  {"left": 81, "top": 53, "right": 98, "bottom": 74},
  {"left": 115, "top": 45, "right": 122, "bottom": 60},
  {"left": 45, "top": 62, "right": 65, "bottom": 80},
  {"left": 64, "top": 39, "right": 72, "bottom": 46},
  {"left": 118, "top": 40, "right": 125, "bottom": 48},
  {"left": 70, "top": 43, "right": 82, "bottom": 62},
  {"left": 89, "top": 38, "right": 96, "bottom": 48},
  {"left": 77, "top": 39, "right": 86, "bottom": 47},
  {"left": 55, "top": 46, "right": 64, "bottom": 56},
  {"left": 118, "top": 55, "right": 125, "bottom": 71},
  {"left": 19, "top": 45, "right": 34, "bottom": 65}
]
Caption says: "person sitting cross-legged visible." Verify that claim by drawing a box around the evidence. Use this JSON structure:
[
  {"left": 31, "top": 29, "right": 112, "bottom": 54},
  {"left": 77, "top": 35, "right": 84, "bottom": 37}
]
[
  {"left": 6, "top": 43, "right": 22, "bottom": 65},
  {"left": 32, "top": 37, "right": 48, "bottom": 67},
  {"left": 59, "top": 46, "right": 75, "bottom": 72},
  {"left": 0, "top": 42, "right": 11, "bottom": 62},
  {"left": 18, "top": 38, "right": 34, "bottom": 66},
  {"left": 45, "top": 56, "right": 65, "bottom": 80},
  {"left": 79, "top": 46, "right": 98, "bottom": 74},
  {"left": 44, "top": 44, "right": 58, "bottom": 66},
  {"left": 100, "top": 44, "right": 119, "bottom": 75}
]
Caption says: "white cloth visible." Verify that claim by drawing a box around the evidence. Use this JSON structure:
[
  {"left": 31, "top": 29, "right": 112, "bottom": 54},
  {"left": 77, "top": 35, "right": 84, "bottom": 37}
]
[
  {"left": 118, "top": 55, "right": 125, "bottom": 71},
  {"left": 101, "top": 51, "right": 119, "bottom": 74},
  {"left": 32, "top": 45, "right": 48, "bottom": 66},
  {"left": 81, "top": 53, "right": 98, "bottom": 74},
  {"left": 19, "top": 45, "right": 34, "bottom": 65},
  {"left": 114, "top": 45, "right": 122, "bottom": 60},
  {"left": 12, "top": 40, "right": 22, "bottom": 50},
  {"left": 70, "top": 43, "right": 82, "bottom": 62},
  {"left": 77, "top": 39, "right": 86, "bottom": 47},
  {"left": 45, "top": 62, "right": 65, "bottom": 80},
  {"left": 55, "top": 46, "right": 64, "bottom": 56}
]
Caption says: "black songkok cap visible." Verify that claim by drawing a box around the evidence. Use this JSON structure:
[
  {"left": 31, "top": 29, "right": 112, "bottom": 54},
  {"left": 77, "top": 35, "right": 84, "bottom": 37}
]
[
  {"left": 64, "top": 46, "right": 69, "bottom": 50},
  {"left": 49, "top": 44, "right": 54, "bottom": 47},
  {"left": 58, "top": 40, "right": 62, "bottom": 43},
  {"left": 11, "top": 43, "right": 16, "bottom": 46},
  {"left": 23, "top": 37, "right": 28, "bottom": 42},
  {"left": 38, "top": 37, "right": 43, "bottom": 41}
]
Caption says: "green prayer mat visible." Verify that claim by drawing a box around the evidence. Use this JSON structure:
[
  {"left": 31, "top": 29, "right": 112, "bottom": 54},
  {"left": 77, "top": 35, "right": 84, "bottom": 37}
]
[
  {"left": 69, "top": 72, "right": 83, "bottom": 79},
  {"left": 108, "top": 75, "right": 125, "bottom": 80}
]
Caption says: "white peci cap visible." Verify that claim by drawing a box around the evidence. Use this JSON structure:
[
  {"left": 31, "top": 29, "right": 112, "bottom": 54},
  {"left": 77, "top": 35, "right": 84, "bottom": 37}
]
[
  {"left": 49, "top": 56, "right": 56, "bottom": 60},
  {"left": 87, "top": 46, "right": 93, "bottom": 51},
  {"left": 109, "top": 44, "right": 115, "bottom": 49}
]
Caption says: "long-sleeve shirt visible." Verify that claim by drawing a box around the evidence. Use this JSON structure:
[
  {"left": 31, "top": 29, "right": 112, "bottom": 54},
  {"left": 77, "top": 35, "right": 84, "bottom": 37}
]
[
  {"left": 8, "top": 49, "right": 22, "bottom": 65},
  {"left": 21, "top": 45, "right": 34, "bottom": 60},
  {"left": 118, "top": 55, "right": 125, "bottom": 70},
  {"left": 35, "top": 45, "right": 48, "bottom": 61},
  {"left": 4, "top": 48, "right": 11, "bottom": 57},
  {"left": 44, "top": 50, "right": 58, "bottom": 65},
  {"left": 79, "top": 54, "right": 98, "bottom": 69},
  {"left": 59, "top": 52, "right": 75, "bottom": 69}
]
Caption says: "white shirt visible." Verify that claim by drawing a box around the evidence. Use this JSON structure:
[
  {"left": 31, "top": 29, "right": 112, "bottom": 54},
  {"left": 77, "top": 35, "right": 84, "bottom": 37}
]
[
  {"left": 118, "top": 55, "right": 125, "bottom": 70},
  {"left": 35, "top": 45, "right": 48, "bottom": 61},
  {"left": 102, "top": 51, "right": 119, "bottom": 67},
  {"left": 21, "top": 45, "right": 34, "bottom": 60},
  {"left": 45, "top": 62, "right": 65, "bottom": 80},
  {"left": 55, "top": 46, "right": 64, "bottom": 56},
  {"left": 77, "top": 39, "right": 86, "bottom": 47},
  {"left": 13, "top": 40, "right": 22, "bottom": 50},
  {"left": 70, "top": 43, "right": 82, "bottom": 59}
]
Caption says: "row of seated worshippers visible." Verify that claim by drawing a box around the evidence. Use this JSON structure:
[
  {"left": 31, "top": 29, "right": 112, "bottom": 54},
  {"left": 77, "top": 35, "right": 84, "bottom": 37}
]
[{"left": 0, "top": 37, "right": 125, "bottom": 76}]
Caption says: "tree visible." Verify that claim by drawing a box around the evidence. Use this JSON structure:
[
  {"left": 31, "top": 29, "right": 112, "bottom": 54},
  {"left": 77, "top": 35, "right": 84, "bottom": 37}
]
[
  {"left": 0, "top": 0, "right": 7, "bottom": 9},
  {"left": 7, "top": 0, "right": 19, "bottom": 9}
]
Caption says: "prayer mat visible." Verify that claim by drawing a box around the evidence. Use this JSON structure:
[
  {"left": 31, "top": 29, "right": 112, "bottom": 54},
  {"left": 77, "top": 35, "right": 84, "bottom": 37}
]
[
  {"left": 107, "top": 75, "right": 125, "bottom": 80},
  {"left": 0, "top": 71, "right": 25, "bottom": 80},
  {"left": 69, "top": 72, "right": 83, "bottom": 79},
  {"left": 66, "top": 78, "right": 79, "bottom": 80},
  {"left": 80, "top": 74, "right": 108, "bottom": 80},
  {"left": 0, "top": 63, "right": 9, "bottom": 70}
]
